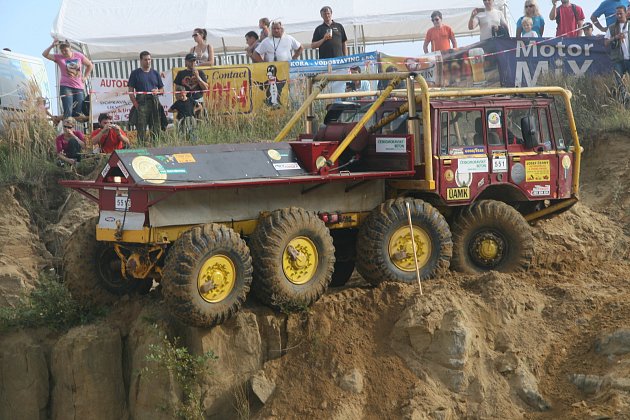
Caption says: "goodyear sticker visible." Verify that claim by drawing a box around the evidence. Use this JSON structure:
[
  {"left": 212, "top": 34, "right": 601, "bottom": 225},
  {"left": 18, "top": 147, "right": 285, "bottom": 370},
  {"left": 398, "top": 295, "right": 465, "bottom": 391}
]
[
  {"left": 447, "top": 187, "right": 470, "bottom": 200},
  {"left": 173, "top": 153, "right": 196, "bottom": 163},
  {"left": 525, "top": 160, "right": 550, "bottom": 182},
  {"left": 463, "top": 146, "right": 485, "bottom": 155}
]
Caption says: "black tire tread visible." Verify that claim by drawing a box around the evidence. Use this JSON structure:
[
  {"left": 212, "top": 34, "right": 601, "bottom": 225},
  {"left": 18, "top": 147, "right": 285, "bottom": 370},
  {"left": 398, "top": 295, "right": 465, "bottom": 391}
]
[
  {"left": 451, "top": 200, "right": 534, "bottom": 274},
  {"left": 355, "top": 198, "right": 452, "bottom": 286},
  {"left": 161, "top": 224, "right": 252, "bottom": 327},
  {"left": 62, "top": 217, "right": 118, "bottom": 306},
  {"left": 249, "top": 207, "right": 335, "bottom": 309}
]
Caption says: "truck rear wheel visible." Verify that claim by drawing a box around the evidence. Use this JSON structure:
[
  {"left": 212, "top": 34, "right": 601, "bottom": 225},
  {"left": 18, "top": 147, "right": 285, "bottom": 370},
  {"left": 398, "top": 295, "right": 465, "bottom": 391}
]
[
  {"left": 161, "top": 224, "right": 252, "bottom": 327},
  {"left": 63, "top": 217, "right": 144, "bottom": 306},
  {"left": 451, "top": 200, "right": 534, "bottom": 273},
  {"left": 249, "top": 208, "right": 335, "bottom": 311},
  {"left": 356, "top": 198, "right": 452, "bottom": 285}
]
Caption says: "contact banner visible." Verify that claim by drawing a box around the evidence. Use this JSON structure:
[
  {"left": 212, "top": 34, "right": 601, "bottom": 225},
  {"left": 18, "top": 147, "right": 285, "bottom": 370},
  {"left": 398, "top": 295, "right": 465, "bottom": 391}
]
[{"left": 171, "top": 62, "right": 290, "bottom": 114}]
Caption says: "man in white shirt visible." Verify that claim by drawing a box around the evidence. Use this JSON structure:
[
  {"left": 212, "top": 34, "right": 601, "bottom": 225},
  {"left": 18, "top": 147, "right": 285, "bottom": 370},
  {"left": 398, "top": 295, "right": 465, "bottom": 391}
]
[
  {"left": 254, "top": 21, "right": 304, "bottom": 62},
  {"left": 605, "top": 6, "right": 630, "bottom": 102},
  {"left": 468, "top": 0, "right": 509, "bottom": 41}
]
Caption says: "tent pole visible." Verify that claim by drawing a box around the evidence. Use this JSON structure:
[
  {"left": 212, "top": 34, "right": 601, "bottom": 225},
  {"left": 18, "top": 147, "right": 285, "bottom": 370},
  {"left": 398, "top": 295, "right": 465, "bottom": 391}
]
[
  {"left": 221, "top": 37, "right": 228, "bottom": 65},
  {"left": 353, "top": 25, "right": 358, "bottom": 54},
  {"left": 361, "top": 25, "right": 366, "bottom": 52}
]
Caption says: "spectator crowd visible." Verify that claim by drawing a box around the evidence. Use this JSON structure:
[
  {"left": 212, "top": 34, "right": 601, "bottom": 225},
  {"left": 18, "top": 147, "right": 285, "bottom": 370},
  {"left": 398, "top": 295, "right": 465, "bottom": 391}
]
[{"left": 44, "top": 1, "right": 629, "bottom": 164}]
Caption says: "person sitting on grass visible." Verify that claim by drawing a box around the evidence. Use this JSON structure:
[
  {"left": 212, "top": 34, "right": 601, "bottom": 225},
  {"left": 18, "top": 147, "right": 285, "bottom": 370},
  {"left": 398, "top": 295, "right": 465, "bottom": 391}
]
[
  {"left": 169, "top": 87, "right": 202, "bottom": 139},
  {"left": 55, "top": 117, "right": 85, "bottom": 166},
  {"left": 91, "top": 113, "right": 130, "bottom": 153}
]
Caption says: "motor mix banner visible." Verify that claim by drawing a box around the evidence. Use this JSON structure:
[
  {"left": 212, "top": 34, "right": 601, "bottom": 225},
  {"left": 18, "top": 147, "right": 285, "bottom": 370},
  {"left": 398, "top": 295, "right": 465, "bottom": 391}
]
[{"left": 492, "top": 37, "right": 611, "bottom": 87}]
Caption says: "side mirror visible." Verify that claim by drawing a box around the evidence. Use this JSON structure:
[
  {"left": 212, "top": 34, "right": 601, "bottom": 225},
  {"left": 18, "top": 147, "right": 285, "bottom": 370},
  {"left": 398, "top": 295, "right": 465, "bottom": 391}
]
[{"left": 521, "top": 116, "right": 540, "bottom": 149}]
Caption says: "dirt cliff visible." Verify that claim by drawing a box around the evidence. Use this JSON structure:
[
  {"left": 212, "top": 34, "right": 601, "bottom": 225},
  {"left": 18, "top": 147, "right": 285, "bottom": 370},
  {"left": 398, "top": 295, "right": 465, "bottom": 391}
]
[{"left": 0, "top": 134, "right": 628, "bottom": 419}]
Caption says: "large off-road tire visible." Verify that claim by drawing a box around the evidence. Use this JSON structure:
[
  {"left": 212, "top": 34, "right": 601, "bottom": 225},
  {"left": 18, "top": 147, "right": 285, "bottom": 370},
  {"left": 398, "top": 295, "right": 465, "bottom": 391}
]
[
  {"left": 356, "top": 198, "right": 452, "bottom": 285},
  {"left": 161, "top": 224, "right": 252, "bottom": 327},
  {"left": 63, "top": 217, "right": 144, "bottom": 306},
  {"left": 249, "top": 207, "right": 335, "bottom": 311},
  {"left": 329, "top": 229, "right": 357, "bottom": 287},
  {"left": 450, "top": 200, "right": 534, "bottom": 274}
]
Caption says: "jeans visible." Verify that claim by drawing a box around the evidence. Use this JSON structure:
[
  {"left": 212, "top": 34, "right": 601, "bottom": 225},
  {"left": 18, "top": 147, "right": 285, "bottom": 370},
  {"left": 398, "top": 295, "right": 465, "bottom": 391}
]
[
  {"left": 59, "top": 85, "right": 85, "bottom": 118},
  {"left": 613, "top": 60, "right": 630, "bottom": 98}
]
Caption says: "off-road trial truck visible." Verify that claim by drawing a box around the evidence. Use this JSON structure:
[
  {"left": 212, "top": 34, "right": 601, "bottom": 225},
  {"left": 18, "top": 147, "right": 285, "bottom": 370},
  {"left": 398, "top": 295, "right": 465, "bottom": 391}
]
[{"left": 61, "top": 72, "right": 582, "bottom": 327}]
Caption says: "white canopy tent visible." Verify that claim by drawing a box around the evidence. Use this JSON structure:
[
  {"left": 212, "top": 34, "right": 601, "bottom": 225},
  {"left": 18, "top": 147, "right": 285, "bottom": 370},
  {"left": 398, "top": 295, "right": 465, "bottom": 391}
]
[{"left": 51, "top": 0, "right": 512, "bottom": 60}]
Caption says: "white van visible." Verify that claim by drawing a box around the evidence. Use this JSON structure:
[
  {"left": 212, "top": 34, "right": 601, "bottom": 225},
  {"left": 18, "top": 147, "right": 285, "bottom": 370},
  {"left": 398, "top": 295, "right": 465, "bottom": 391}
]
[{"left": 0, "top": 50, "right": 50, "bottom": 110}]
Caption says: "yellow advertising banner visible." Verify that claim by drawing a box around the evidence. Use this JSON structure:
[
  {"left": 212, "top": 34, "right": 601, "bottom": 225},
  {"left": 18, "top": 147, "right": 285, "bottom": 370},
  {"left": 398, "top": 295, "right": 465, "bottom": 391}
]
[{"left": 171, "top": 62, "right": 290, "bottom": 115}]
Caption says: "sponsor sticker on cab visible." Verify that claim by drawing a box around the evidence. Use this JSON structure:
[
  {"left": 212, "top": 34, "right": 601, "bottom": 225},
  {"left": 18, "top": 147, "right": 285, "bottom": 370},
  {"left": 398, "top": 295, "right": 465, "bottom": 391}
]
[
  {"left": 376, "top": 137, "right": 406, "bottom": 153},
  {"left": 447, "top": 187, "right": 470, "bottom": 200}
]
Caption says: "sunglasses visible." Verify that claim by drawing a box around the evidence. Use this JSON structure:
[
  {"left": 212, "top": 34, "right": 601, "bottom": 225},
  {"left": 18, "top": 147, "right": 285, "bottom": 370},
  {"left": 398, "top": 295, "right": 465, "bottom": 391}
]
[
  {"left": 64, "top": 125, "right": 73, "bottom": 129},
  {"left": 526, "top": 4, "right": 534, "bottom": 7},
  {"left": 432, "top": 18, "right": 440, "bottom": 21},
  {"left": 192, "top": 33, "right": 199, "bottom": 37}
]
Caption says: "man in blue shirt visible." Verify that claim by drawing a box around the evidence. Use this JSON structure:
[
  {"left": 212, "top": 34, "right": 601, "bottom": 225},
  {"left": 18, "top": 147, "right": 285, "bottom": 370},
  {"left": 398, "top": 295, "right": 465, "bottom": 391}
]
[
  {"left": 591, "top": 0, "right": 629, "bottom": 32},
  {"left": 128, "top": 51, "right": 164, "bottom": 142}
]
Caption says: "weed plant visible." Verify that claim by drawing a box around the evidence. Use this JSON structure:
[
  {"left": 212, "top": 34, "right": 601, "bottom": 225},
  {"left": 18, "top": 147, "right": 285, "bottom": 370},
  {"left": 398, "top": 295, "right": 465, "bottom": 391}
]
[
  {"left": 0, "top": 82, "right": 58, "bottom": 186},
  {"left": 143, "top": 327, "right": 217, "bottom": 420},
  {"left": 0, "top": 271, "right": 106, "bottom": 332},
  {"left": 538, "top": 73, "right": 630, "bottom": 147}
]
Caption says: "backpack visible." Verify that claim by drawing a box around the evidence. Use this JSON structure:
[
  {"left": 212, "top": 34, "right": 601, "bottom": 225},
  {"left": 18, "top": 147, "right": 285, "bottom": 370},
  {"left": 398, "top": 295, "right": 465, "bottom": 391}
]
[
  {"left": 556, "top": 3, "right": 578, "bottom": 25},
  {"left": 492, "top": 25, "right": 510, "bottom": 38}
]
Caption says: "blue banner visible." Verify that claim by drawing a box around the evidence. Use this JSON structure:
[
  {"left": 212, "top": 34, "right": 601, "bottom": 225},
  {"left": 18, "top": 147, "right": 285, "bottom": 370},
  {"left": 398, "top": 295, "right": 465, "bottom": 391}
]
[
  {"left": 290, "top": 52, "right": 379, "bottom": 77},
  {"left": 493, "top": 37, "right": 611, "bottom": 87}
]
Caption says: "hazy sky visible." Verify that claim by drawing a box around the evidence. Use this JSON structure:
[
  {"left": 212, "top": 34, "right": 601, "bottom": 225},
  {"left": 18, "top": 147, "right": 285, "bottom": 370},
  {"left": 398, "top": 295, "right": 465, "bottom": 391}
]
[{"left": 0, "top": 0, "right": 610, "bottom": 111}]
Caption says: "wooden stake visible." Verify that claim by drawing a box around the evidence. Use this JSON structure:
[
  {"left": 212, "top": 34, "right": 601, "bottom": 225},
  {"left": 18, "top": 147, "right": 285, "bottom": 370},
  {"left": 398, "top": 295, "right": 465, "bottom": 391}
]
[{"left": 406, "top": 201, "right": 423, "bottom": 295}]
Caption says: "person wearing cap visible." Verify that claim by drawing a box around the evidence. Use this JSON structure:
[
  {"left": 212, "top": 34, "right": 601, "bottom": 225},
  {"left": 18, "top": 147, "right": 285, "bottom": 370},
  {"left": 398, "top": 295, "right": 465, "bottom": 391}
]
[
  {"left": 55, "top": 117, "right": 85, "bottom": 166},
  {"left": 42, "top": 39, "right": 93, "bottom": 118},
  {"left": 311, "top": 6, "right": 347, "bottom": 58},
  {"left": 174, "top": 53, "right": 209, "bottom": 102},
  {"left": 128, "top": 51, "right": 164, "bottom": 142},
  {"left": 91, "top": 113, "right": 130, "bottom": 154}
]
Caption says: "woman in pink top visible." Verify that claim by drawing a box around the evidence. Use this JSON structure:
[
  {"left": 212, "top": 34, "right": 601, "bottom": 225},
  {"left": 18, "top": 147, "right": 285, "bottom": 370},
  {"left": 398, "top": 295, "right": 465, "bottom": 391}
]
[{"left": 42, "top": 40, "right": 93, "bottom": 118}]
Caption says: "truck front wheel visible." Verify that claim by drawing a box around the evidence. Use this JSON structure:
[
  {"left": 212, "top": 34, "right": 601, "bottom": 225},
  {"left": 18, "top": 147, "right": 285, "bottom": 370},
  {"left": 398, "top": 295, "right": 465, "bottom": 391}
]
[
  {"left": 250, "top": 207, "right": 335, "bottom": 311},
  {"left": 451, "top": 200, "right": 534, "bottom": 273},
  {"left": 161, "top": 223, "right": 252, "bottom": 327},
  {"left": 356, "top": 198, "right": 452, "bottom": 285}
]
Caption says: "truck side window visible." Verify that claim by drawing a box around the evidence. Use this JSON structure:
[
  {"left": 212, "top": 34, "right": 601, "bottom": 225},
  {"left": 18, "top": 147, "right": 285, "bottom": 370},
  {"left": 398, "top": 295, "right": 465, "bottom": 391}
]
[
  {"left": 381, "top": 111, "right": 407, "bottom": 134},
  {"left": 551, "top": 104, "right": 569, "bottom": 149},
  {"left": 506, "top": 108, "right": 529, "bottom": 145},
  {"left": 538, "top": 108, "right": 553, "bottom": 150},
  {"left": 440, "top": 112, "right": 449, "bottom": 155},
  {"left": 486, "top": 109, "right": 505, "bottom": 146}
]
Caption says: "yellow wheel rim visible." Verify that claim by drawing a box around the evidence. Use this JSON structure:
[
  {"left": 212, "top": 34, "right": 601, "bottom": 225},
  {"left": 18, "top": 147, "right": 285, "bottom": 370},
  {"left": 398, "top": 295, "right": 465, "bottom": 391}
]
[
  {"left": 197, "top": 254, "right": 236, "bottom": 303},
  {"left": 478, "top": 238, "right": 500, "bottom": 260},
  {"left": 282, "top": 236, "right": 318, "bottom": 285},
  {"left": 388, "top": 225, "right": 431, "bottom": 272}
]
